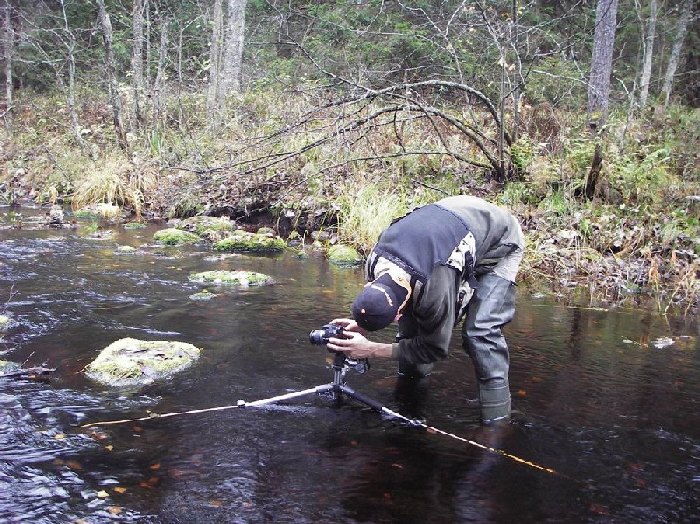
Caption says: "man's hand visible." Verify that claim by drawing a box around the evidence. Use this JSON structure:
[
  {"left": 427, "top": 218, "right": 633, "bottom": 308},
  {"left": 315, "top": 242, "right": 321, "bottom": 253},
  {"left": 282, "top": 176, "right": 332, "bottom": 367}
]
[
  {"left": 330, "top": 318, "right": 367, "bottom": 336},
  {"left": 327, "top": 330, "right": 392, "bottom": 360}
]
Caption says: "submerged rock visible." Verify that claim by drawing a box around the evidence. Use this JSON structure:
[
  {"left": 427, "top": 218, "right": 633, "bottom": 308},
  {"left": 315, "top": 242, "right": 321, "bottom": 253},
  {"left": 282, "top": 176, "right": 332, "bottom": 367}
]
[
  {"left": 213, "top": 231, "right": 286, "bottom": 253},
  {"left": 124, "top": 222, "right": 147, "bottom": 230},
  {"left": 328, "top": 244, "right": 363, "bottom": 267},
  {"left": 188, "top": 270, "right": 273, "bottom": 287},
  {"left": 0, "top": 314, "right": 10, "bottom": 332},
  {"left": 115, "top": 245, "right": 138, "bottom": 255},
  {"left": 84, "top": 337, "right": 201, "bottom": 387},
  {"left": 154, "top": 228, "right": 201, "bottom": 245},
  {"left": 74, "top": 203, "right": 121, "bottom": 220},
  {"left": 176, "top": 216, "right": 235, "bottom": 241},
  {"left": 0, "top": 360, "right": 21, "bottom": 374},
  {"left": 189, "top": 289, "right": 218, "bottom": 301}
]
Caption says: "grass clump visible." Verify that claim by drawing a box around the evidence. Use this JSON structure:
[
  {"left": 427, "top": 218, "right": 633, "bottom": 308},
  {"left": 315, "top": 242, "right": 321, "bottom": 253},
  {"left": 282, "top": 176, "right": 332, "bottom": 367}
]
[{"left": 337, "top": 186, "right": 408, "bottom": 255}]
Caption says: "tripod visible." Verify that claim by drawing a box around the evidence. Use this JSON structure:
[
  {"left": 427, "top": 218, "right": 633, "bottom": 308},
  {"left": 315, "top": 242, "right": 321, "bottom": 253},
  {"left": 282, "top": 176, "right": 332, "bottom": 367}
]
[{"left": 236, "top": 352, "right": 423, "bottom": 426}]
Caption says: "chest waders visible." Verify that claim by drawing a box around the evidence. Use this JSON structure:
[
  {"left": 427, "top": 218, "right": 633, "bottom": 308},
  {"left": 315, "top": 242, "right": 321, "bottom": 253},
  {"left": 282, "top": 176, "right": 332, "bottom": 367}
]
[
  {"left": 370, "top": 203, "right": 517, "bottom": 423},
  {"left": 461, "top": 272, "right": 515, "bottom": 424}
]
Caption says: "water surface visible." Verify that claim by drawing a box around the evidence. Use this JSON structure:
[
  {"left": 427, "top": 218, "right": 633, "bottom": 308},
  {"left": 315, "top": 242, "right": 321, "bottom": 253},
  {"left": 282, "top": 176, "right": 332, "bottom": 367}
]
[{"left": 1, "top": 205, "right": 698, "bottom": 523}]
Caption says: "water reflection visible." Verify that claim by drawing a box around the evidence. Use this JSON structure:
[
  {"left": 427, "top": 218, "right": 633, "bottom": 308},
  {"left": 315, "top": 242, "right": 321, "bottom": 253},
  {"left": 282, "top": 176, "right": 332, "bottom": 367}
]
[{"left": 0, "top": 207, "right": 698, "bottom": 523}]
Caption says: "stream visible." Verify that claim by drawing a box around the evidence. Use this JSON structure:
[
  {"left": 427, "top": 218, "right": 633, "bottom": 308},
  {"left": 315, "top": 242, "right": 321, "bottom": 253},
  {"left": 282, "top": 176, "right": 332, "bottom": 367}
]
[{"left": 1, "top": 204, "right": 698, "bottom": 523}]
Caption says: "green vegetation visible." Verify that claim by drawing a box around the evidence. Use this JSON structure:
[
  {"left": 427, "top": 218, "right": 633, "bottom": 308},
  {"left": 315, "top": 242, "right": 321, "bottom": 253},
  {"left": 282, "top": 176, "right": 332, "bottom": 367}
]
[
  {"left": 84, "top": 338, "right": 201, "bottom": 387},
  {"left": 328, "top": 244, "right": 363, "bottom": 267},
  {"left": 0, "top": 1, "right": 697, "bottom": 312},
  {"left": 188, "top": 270, "right": 273, "bottom": 286},
  {"left": 213, "top": 232, "right": 287, "bottom": 253},
  {"left": 153, "top": 228, "right": 201, "bottom": 246}
]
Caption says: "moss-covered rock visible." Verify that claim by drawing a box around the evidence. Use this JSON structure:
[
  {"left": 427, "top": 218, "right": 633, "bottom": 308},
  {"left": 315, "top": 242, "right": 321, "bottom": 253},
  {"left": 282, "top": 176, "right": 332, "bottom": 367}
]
[
  {"left": 0, "top": 360, "right": 21, "bottom": 374},
  {"left": 124, "top": 222, "right": 147, "bottom": 230},
  {"left": 115, "top": 245, "right": 138, "bottom": 255},
  {"left": 74, "top": 203, "right": 121, "bottom": 220},
  {"left": 0, "top": 314, "right": 10, "bottom": 332},
  {"left": 328, "top": 244, "right": 363, "bottom": 266},
  {"left": 189, "top": 289, "right": 218, "bottom": 301},
  {"left": 84, "top": 337, "right": 201, "bottom": 387},
  {"left": 177, "top": 216, "right": 236, "bottom": 241},
  {"left": 154, "top": 228, "right": 201, "bottom": 245},
  {"left": 213, "top": 231, "right": 286, "bottom": 253},
  {"left": 188, "top": 270, "right": 273, "bottom": 287},
  {"left": 256, "top": 226, "right": 276, "bottom": 236}
]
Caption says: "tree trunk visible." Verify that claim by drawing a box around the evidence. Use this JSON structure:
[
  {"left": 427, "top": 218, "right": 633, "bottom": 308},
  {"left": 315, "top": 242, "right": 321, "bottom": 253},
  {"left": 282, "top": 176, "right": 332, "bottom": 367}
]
[
  {"left": 59, "top": 0, "right": 86, "bottom": 151},
  {"left": 587, "top": 0, "right": 619, "bottom": 129},
  {"left": 221, "top": 0, "right": 247, "bottom": 94},
  {"left": 96, "top": 0, "right": 126, "bottom": 150},
  {"left": 153, "top": 20, "right": 168, "bottom": 125},
  {"left": 661, "top": 0, "right": 692, "bottom": 108},
  {"left": 207, "top": 0, "right": 224, "bottom": 122},
  {"left": 3, "top": 3, "right": 13, "bottom": 133},
  {"left": 177, "top": 25, "right": 184, "bottom": 128},
  {"left": 131, "top": 0, "right": 145, "bottom": 132},
  {"left": 511, "top": 0, "right": 520, "bottom": 145},
  {"left": 145, "top": 0, "right": 151, "bottom": 94},
  {"left": 638, "top": 0, "right": 657, "bottom": 110}
]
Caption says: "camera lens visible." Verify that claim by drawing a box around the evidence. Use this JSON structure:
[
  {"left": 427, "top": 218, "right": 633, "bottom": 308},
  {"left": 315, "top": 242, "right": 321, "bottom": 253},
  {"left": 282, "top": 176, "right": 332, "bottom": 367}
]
[{"left": 309, "top": 329, "right": 326, "bottom": 345}]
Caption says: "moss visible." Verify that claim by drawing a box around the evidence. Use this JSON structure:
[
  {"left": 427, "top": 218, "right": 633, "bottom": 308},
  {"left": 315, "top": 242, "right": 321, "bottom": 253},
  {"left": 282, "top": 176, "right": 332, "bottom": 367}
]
[
  {"left": 124, "top": 222, "right": 147, "bottom": 230},
  {"left": 328, "top": 244, "right": 363, "bottom": 266},
  {"left": 154, "top": 228, "right": 201, "bottom": 245},
  {"left": 256, "top": 226, "right": 275, "bottom": 236},
  {"left": 176, "top": 216, "right": 236, "bottom": 237},
  {"left": 0, "top": 360, "right": 21, "bottom": 373},
  {"left": 189, "top": 290, "right": 218, "bottom": 301},
  {"left": 84, "top": 337, "right": 201, "bottom": 387},
  {"left": 73, "top": 203, "right": 121, "bottom": 220},
  {"left": 188, "top": 270, "right": 273, "bottom": 286},
  {"left": 115, "top": 245, "right": 137, "bottom": 254},
  {"left": 213, "top": 232, "right": 286, "bottom": 253}
]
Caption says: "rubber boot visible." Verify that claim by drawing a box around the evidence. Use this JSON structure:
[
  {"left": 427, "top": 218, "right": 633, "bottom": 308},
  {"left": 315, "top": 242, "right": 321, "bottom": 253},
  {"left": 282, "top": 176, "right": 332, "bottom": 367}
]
[{"left": 479, "top": 379, "right": 511, "bottom": 424}]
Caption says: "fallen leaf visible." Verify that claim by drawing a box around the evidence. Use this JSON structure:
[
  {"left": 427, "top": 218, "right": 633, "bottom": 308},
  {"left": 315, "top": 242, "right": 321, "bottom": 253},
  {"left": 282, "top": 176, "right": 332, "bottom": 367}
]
[
  {"left": 517, "top": 389, "right": 527, "bottom": 397},
  {"left": 65, "top": 460, "right": 83, "bottom": 471},
  {"left": 104, "top": 445, "right": 113, "bottom": 452},
  {"left": 149, "top": 463, "right": 161, "bottom": 470},
  {"left": 55, "top": 433, "right": 66, "bottom": 440},
  {"left": 208, "top": 499, "right": 223, "bottom": 508},
  {"left": 108, "top": 506, "right": 122, "bottom": 515},
  {"left": 97, "top": 490, "right": 109, "bottom": 498}
]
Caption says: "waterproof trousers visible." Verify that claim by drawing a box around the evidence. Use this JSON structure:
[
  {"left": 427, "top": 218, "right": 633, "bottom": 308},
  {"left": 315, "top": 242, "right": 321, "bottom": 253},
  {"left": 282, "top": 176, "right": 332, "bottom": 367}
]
[{"left": 461, "top": 272, "right": 516, "bottom": 423}]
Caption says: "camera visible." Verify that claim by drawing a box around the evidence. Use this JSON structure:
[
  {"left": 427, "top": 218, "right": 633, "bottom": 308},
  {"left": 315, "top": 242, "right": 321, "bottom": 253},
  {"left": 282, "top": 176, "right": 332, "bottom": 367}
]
[{"left": 309, "top": 323, "right": 344, "bottom": 345}]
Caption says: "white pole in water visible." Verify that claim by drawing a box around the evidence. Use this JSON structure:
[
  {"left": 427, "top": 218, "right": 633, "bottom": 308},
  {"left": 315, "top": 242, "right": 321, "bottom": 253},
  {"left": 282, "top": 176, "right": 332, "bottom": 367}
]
[{"left": 81, "top": 382, "right": 561, "bottom": 477}]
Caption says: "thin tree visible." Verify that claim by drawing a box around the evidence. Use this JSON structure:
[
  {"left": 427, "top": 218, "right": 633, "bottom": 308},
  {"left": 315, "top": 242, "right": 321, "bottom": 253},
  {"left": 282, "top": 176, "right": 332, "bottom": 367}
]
[
  {"left": 153, "top": 18, "right": 168, "bottom": 125},
  {"left": 638, "top": 0, "right": 657, "bottom": 110},
  {"left": 661, "top": 0, "right": 693, "bottom": 109},
  {"left": 221, "top": 0, "right": 246, "bottom": 94},
  {"left": 587, "top": 0, "right": 619, "bottom": 129},
  {"left": 2, "top": 1, "right": 13, "bottom": 133},
  {"left": 206, "top": 0, "right": 224, "bottom": 123},
  {"left": 96, "top": 0, "right": 126, "bottom": 149},
  {"left": 130, "top": 0, "right": 145, "bottom": 132},
  {"left": 57, "top": 0, "right": 86, "bottom": 150}
]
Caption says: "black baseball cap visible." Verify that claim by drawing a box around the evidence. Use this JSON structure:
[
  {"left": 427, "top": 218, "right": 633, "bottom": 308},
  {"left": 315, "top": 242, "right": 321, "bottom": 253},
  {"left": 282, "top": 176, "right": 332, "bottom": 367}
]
[{"left": 352, "top": 273, "right": 409, "bottom": 331}]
